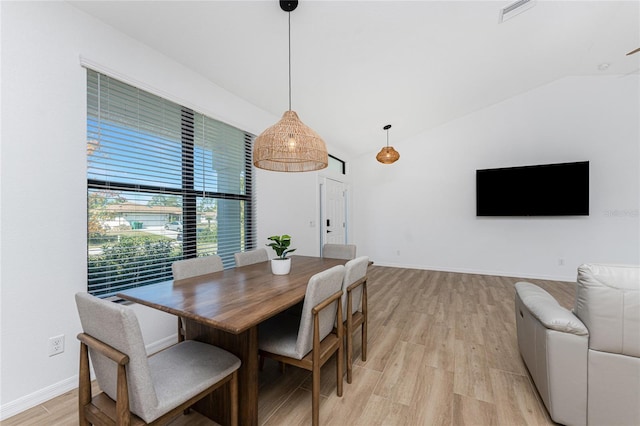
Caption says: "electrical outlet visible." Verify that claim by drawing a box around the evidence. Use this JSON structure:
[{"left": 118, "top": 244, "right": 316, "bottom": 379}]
[{"left": 48, "top": 334, "right": 65, "bottom": 357}]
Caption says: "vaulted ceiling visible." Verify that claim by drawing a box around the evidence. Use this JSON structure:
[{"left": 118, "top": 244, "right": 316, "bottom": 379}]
[{"left": 69, "top": 0, "right": 639, "bottom": 158}]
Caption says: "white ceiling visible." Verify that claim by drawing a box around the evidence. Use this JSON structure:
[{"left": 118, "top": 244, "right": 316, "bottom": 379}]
[{"left": 69, "top": 0, "right": 639, "bottom": 158}]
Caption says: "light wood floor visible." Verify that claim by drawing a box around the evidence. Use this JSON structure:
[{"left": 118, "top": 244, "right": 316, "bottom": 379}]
[{"left": 3, "top": 266, "right": 573, "bottom": 425}]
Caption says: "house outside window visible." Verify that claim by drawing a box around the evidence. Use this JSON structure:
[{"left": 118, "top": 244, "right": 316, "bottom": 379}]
[{"left": 87, "top": 70, "right": 255, "bottom": 298}]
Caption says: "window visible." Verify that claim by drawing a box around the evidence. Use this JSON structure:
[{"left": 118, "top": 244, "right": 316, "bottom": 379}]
[
  {"left": 328, "top": 154, "right": 346, "bottom": 175},
  {"left": 87, "top": 70, "right": 255, "bottom": 298}
]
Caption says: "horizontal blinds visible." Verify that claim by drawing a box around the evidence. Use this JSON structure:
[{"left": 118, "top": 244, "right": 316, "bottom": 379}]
[
  {"left": 87, "top": 69, "right": 255, "bottom": 298},
  {"left": 87, "top": 73, "right": 184, "bottom": 189},
  {"left": 193, "top": 114, "right": 248, "bottom": 195}
]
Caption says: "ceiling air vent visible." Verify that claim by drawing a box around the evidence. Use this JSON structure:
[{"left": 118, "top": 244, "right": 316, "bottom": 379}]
[{"left": 499, "top": 0, "right": 536, "bottom": 23}]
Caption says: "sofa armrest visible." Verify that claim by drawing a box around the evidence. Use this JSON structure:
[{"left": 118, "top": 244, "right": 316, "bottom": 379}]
[{"left": 515, "top": 282, "right": 588, "bottom": 335}]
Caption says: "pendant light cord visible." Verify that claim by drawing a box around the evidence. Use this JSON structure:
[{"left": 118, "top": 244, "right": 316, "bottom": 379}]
[
  {"left": 288, "top": 11, "right": 292, "bottom": 111},
  {"left": 384, "top": 124, "right": 392, "bottom": 147}
]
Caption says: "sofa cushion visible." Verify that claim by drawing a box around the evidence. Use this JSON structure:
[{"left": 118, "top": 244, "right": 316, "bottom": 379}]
[{"left": 574, "top": 264, "right": 640, "bottom": 357}]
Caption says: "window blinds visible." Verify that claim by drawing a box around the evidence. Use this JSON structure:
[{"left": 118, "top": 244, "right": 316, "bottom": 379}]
[{"left": 87, "top": 69, "right": 255, "bottom": 298}]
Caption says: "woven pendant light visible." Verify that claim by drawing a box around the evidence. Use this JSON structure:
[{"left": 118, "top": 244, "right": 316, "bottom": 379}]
[
  {"left": 253, "top": 0, "right": 328, "bottom": 172},
  {"left": 376, "top": 124, "right": 400, "bottom": 164}
]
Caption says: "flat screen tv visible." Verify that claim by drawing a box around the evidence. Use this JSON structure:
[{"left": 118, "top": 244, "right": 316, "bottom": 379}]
[{"left": 476, "top": 161, "right": 589, "bottom": 216}]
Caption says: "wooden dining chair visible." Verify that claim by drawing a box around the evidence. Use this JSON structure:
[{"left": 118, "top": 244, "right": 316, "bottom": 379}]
[
  {"left": 172, "top": 254, "right": 224, "bottom": 342},
  {"left": 75, "top": 292, "right": 240, "bottom": 426},
  {"left": 258, "top": 265, "right": 345, "bottom": 426},
  {"left": 322, "top": 243, "right": 356, "bottom": 260},
  {"left": 340, "top": 256, "right": 369, "bottom": 384},
  {"left": 233, "top": 247, "right": 269, "bottom": 267}
]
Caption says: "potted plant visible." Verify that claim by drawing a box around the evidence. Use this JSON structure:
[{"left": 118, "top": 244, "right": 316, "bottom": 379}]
[{"left": 266, "top": 234, "right": 296, "bottom": 275}]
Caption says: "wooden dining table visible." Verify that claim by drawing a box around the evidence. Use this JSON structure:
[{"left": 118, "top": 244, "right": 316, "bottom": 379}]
[{"left": 117, "top": 255, "right": 348, "bottom": 426}]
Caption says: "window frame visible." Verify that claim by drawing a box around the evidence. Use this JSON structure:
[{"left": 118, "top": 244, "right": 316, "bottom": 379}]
[{"left": 328, "top": 154, "right": 346, "bottom": 175}]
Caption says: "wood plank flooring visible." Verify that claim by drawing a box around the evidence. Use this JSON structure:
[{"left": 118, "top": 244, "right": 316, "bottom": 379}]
[{"left": 3, "top": 266, "right": 573, "bottom": 425}]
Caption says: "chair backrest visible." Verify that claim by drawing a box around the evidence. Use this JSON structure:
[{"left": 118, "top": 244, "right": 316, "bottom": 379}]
[
  {"left": 341, "top": 256, "right": 369, "bottom": 316},
  {"left": 574, "top": 263, "right": 640, "bottom": 357},
  {"left": 295, "top": 265, "right": 345, "bottom": 358},
  {"left": 75, "top": 292, "right": 158, "bottom": 420},
  {"left": 234, "top": 248, "right": 269, "bottom": 267},
  {"left": 322, "top": 243, "right": 356, "bottom": 260},
  {"left": 172, "top": 254, "right": 223, "bottom": 280}
]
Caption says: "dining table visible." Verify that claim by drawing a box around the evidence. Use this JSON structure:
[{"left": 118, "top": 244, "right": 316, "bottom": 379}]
[{"left": 117, "top": 255, "right": 349, "bottom": 426}]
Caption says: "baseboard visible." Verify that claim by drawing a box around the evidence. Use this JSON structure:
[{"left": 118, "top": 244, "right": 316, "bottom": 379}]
[
  {"left": 0, "top": 375, "right": 78, "bottom": 421},
  {"left": 0, "top": 333, "right": 178, "bottom": 421},
  {"left": 370, "top": 261, "right": 576, "bottom": 283}
]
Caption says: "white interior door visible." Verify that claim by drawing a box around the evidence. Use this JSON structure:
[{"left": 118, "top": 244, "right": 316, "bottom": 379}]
[{"left": 321, "top": 178, "right": 347, "bottom": 248}]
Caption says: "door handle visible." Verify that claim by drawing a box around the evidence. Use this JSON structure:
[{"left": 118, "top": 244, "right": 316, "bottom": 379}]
[{"left": 326, "top": 230, "right": 332, "bottom": 233}]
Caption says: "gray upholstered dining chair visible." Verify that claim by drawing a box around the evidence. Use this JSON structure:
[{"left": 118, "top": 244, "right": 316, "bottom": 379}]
[
  {"left": 172, "top": 254, "right": 223, "bottom": 280},
  {"left": 341, "top": 256, "right": 369, "bottom": 384},
  {"left": 322, "top": 243, "right": 356, "bottom": 260},
  {"left": 75, "top": 292, "right": 240, "bottom": 426},
  {"left": 258, "top": 265, "right": 345, "bottom": 426},
  {"left": 233, "top": 247, "right": 269, "bottom": 267},
  {"left": 172, "top": 254, "right": 224, "bottom": 342}
]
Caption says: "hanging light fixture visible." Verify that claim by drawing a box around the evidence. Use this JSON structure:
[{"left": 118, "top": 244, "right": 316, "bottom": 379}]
[
  {"left": 376, "top": 124, "right": 400, "bottom": 164},
  {"left": 253, "top": 0, "right": 328, "bottom": 172}
]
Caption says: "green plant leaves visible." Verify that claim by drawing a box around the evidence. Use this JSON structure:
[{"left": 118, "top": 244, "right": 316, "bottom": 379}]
[{"left": 266, "top": 234, "right": 296, "bottom": 259}]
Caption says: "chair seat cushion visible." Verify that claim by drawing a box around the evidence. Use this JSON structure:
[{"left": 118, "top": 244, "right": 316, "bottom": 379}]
[
  {"left": 145, "top": 340, "right": 240, "bottom": 422},
  {"left": 258, "top": 313, "right": 303, "bottom": 359}
]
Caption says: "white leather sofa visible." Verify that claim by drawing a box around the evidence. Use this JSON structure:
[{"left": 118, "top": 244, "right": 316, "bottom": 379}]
[{"left": 514, "top": 264, "right": 640, "bottom": 426}]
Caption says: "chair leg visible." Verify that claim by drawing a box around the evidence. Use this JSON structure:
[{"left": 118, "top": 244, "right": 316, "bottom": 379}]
[
  {"left": 312, "top": 363, "right": 320, "bottom": 426},
  {"left": 346, "top": 328, "right": 353, "bottom": 384},
  {"left": 115, "top": 363, "right": 131, "bottom": 424},
  {"left": 78, "top": 343, "right": 91, "bottom": 426},
  {"left": 362, "top": 285, "right": 368, "bottom": 362},
  {"left": 337, "top": 335, "right": 344, "bottom": 397},
  {"left": 362, "top": 321, "right": 367, "bottom": 362}
]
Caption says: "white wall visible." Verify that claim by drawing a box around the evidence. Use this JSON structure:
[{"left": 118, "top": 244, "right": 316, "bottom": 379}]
[
  {"left": 352, "top": 75, "right": 640, "bottom": 281},
  {"left": 256, "top": 167, "right": 352, "bottom": 259},
  {"left": 0, "top": 1, "right": 346, "bottom": 417}
]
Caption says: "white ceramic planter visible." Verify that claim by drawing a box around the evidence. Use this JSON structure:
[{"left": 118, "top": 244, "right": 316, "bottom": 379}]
[{"left": 271, "top": 258, "right": 292, "bottom": 275}]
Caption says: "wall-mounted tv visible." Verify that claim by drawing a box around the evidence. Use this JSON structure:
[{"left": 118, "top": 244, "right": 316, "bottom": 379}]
[{"left": 476, "top": 161, "right": 589, "bottom": 216}]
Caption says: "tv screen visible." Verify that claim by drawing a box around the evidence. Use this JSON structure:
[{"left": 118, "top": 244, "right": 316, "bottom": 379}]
[{"left": 476, "top": 161, "right": 589, "bottom": 216}]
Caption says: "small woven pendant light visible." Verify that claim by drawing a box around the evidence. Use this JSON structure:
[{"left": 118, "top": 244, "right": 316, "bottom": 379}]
[
  {"left": 376, "top": 124, "right": 400, "bottom": 164},
  {"left": 253, "top": 1, "right": 328, "bottom": 172}
]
